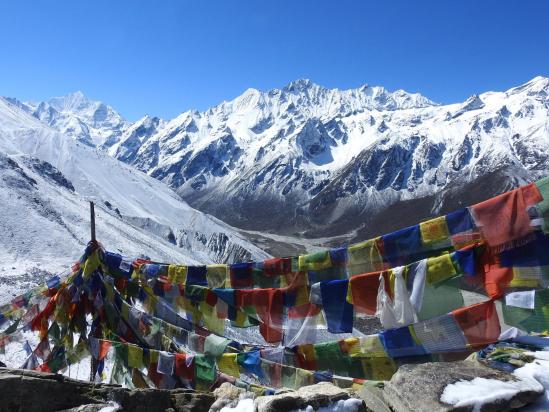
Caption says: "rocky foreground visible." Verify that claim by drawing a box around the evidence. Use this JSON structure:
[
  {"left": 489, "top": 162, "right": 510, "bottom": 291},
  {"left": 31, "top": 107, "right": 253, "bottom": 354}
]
[{"left": 1, "top": 359, "right": 546, "bottom": 412}]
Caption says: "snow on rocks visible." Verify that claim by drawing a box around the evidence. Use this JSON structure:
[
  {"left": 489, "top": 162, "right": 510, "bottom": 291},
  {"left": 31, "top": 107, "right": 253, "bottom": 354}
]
[
  {"left": 513, "top": 355, "right": 549, "bottom": 412},
  {"left": 381, "top": 361, "right": 543, "bottom": 412},
  {"left": 440, "top": 377, "right": 543, "bottom": 411}
]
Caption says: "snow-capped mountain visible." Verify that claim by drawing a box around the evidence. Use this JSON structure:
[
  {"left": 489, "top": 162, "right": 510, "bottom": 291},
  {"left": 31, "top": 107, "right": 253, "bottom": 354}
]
[
  {"left": 10, "top": 77, "right": 549, "bottom": 247},
  {"left": 7, "top": 91, "right": 129, "bottom": 147},
  {"left": 98, "top": 77, "right": 549, "bottom": 241},
  {"left": 0, "top": 97, "right": 269, "bottom": 298}
]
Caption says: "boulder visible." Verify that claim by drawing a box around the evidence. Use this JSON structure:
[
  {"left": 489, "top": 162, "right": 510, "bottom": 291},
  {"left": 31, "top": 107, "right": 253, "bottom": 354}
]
[
  {"left": 171, "top": 390, "right": 215, "bottom": 412},
  {"left": 209, "top": 382, "right": 251, "bottom": 412},
  {"left": 212, "top": 382, "right": 246, "bottom": 401},
  {"left": 255, "top": 391, "right": 303, "bottom": 412},
  {"left": 382, "top": 361, "right": 543, "bottom": 412},
  {"left": 297, "top": 381, "right": 351, "bottom": 409},
  {"left": 357, "top": 383, "right": 391, "bottom": 412}
]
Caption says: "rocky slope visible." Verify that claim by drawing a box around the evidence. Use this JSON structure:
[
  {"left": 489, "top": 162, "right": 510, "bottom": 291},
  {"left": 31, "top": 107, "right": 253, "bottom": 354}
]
[{"left": 0, "top": 97, "right": 269, "bottom": 301}]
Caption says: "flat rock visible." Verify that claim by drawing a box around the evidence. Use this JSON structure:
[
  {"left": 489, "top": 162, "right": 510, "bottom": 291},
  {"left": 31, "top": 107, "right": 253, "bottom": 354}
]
[
  {"left": 297, "top": 381, "right": 351, "bottom": 408},
  {"left": 255, "top": 382, "right": 364, "bottom": 412},
  {"left": 382, "top": 361, "right": 543, "bottom": 412},
  {"left": 255, "top": 391, "right": 303, "bottom": 412}
]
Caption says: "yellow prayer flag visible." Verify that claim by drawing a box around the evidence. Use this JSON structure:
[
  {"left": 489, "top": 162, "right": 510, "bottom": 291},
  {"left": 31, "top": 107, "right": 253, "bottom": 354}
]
[
  {"left": 127, "top": 345, "right": 143, "bottom": 369},
  {"left": 298, "top": 251, "right": 332, "bottom": 272},
  {"left": 510, "top": 266, "right": 544, "bottom": 288},
  {"left": 206, "top": 264, "right": 228, "bottom": 288},
  {"left": 168, "top": 265, "right": 187, "bottom": 285},
  {"left": 200, "top": 302, "right": 225, "bottom": 335},
  {"left": 362, "top": 357, "right": 397, "bottom": 380},
  {"left": 149, "top": 349, "right": 159, "bottom": 364},
  {"left": 426, "top": 253, "right": 456, "bottom": 284},
  {"left": 82, "top": 251, "right": 101, "bottom": 279},
  {"left": 249, "top": 385, "right": 265, "bottom": 396},
  {"left": 342, "top": 337, "right": 361, "bottom": 356},
  {"left": 347, "top": 237, "right": 384, "bottom": 276},
  {"left": 420, "top": 216, "right": 450, "bottom": 245},
  {"left": 295, "top": 368, "right": 314, "bottom": 387},
  {"left": 358, "top": 335, "right": 387, "bottom": 358},
  {"left": 294, "top": 286, "right": 310, "bottom": 307},
  {"left": 167, "top": 265, "right": 177, "bottom": 283},
  {"left": 297, "top": 344, "right": 316, "bottom": 368},
  {"left": 217, "top": 353, "right": 240, "bottom": 377}
]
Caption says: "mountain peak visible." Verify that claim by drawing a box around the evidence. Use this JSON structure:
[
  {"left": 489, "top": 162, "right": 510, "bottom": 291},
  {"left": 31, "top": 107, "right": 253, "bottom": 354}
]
[
  {"left": 283, "top": 78, "right": 317, "bottom": 92},
  {"left": 507, "top": 76, "right": 549, "bottom": 96},
  {"left": 48, "top": 91, "right": 90, "bottom": 112}
]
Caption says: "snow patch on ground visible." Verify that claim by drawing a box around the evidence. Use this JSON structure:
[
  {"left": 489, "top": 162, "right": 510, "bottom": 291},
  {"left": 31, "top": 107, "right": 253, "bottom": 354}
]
[
  {"left": 220, "top": 398, "right": 254, "bottom": 412},
  {"left": 440, "top": 376, "right": 543, "bottom": 412},
  {"left": 514, "top": 356, "right": 549, "bottom": 412}
]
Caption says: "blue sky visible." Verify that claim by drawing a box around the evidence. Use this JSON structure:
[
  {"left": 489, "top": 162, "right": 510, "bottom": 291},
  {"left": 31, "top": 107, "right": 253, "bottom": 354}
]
[{"left": 0, "top": 0, "right": 548, "bottom": 120}]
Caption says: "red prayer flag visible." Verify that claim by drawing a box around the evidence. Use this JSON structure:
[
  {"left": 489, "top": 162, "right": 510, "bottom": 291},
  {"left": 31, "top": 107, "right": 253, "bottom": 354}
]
[{"left": 452, "top": 300, "right": 501, "bottom": 347}]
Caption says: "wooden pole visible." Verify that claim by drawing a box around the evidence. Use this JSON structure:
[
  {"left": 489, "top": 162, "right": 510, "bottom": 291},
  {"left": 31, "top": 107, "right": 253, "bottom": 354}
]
[
  {"left": 90, "top": 201, "right": 96, "bottom": 242},
  {"left": 89, "top": 201, "right": 97, "bottom": 382}
]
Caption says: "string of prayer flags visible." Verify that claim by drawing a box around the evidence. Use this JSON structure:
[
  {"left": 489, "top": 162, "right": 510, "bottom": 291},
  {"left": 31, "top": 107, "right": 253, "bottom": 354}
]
[{"left": 1, "top": 177, "right": 549, "bottom": 394}]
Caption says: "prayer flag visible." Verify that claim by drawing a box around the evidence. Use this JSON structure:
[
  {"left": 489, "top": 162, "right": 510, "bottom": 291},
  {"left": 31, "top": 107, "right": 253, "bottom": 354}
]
[
  {"left": 470, "top": 183, "right": 542, "bottom": 249},
  {"left": 452, "top": 300, "right": 501, "bottom": 347},
  {"left": 127, "top": 345, "right": 143, "bottom": 369},
  {"left": 157, "top": 351, "right": 175, "bottom": 375},
  {"left": 420, "top": 216, "right": 450, "bottom": 245},
  {"left": 320, "top": 279, "right": 353, "bottom": 333},
  {"left": 217, "top": 353, "right": 240, "bottom": 378}
]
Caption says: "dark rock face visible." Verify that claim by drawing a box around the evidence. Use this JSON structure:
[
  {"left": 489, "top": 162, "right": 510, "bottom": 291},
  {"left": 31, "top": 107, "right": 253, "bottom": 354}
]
[
  {"left": 24, "top": 158, "right": 75, "bottom": 192},
  {"left": 0, "top": 368, "right": 214, "bottom": 412}
]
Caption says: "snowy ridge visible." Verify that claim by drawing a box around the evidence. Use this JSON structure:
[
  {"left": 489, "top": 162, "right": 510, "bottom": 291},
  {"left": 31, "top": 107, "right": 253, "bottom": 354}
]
[
  {"left": 0, "top": 97, "right": 269, "bottom": 294},
  {"left": 9, "top": 91, "right": 129, "bottom": 147}
]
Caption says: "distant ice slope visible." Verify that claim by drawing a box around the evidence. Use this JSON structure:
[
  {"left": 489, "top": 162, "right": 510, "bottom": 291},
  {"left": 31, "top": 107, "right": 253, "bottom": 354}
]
[{"left": 0, "top": 97, "right": 269, "bottom": 297}]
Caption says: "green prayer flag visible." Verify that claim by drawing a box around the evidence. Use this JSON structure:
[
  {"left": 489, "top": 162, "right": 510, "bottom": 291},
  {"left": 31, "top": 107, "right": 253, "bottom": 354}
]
[
  {"left": 204, "top": 334, "right": 229, "bottom": 358},
  {"left": 418, "top": 277, "right": 464, "bottom": 321},
  {"left": 185, "top": 285, "right": 208, "bottom": 302},
  {"left": 195, "top": 354, "right": 215, "bottom": 383},
  {"left": 281, "top": 365, "right": 296, "bottom": 389},
  {"left": 315, "top": 341, "right": 346, "bottom": 373},
  {"left": 503, "top": 289, "right": 549, "bottom": 332}
]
